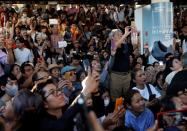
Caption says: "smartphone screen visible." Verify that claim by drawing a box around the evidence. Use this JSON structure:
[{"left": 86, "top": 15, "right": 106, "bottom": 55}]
[
  {"left": 115, "top": 97, "right": 123, "bottom": 111},
  {"left": 157, "top": 109, "right": 187, "bottom": 129}
]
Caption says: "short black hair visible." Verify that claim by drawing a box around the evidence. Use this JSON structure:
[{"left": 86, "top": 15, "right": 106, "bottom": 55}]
[
  {"left": 0, "top": 74, "right": 17, "bottom": 86},
  {"left": 131, "top": 69, "right": 142, "bottom": 81},
  {"left": 144, "top": 64, "right": 153, "bottom": 71},
  {"left": 153, "top": 61, "right": 159, "bottom": 67},
  {"left": 154, "top": 71, "right": 164, "bottom": 87},
  {"left": 10, "top": 64, "right": 20, "bottom": 74},
  {"left": 8, "top": 73, "right": 17, "bottom": 81},
  {"left": 0, "top": 75, "right": 8, "bottom": 86},
  {"left": 124, "top": 89, "right": 140, "bottom": 105},
  {"left": 34, "top": 79, "right": 54, "bottom": 100},
  {"left": 20, "top": 61, "right": 34, "bottom": 74},
  {"left": 132, "top": 62, "right": 141, "bottom": 69},
  {"left": 164, "top": 53, "right": 173, "bottom": 59}
]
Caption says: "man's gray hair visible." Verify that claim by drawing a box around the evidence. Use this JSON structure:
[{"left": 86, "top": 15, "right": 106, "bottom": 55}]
[{"left": 109, "top": 29, "right": 122, "bottom": 40}]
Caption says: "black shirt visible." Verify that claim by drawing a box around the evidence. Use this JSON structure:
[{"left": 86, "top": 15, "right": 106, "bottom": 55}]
[
  {"left": 112, "top": 43, "right": 132, "bottom": 72},
  {"left": 38, "top": 103, "right": 81, "bottom": 131},
  {"left": 92, "top": 94, "right": 105, "bottom": 118}
]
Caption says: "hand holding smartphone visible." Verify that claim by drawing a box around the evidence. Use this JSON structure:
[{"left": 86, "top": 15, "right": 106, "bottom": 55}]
[{"left": 115, "top": 97, "right": 123, "bottom": 111}]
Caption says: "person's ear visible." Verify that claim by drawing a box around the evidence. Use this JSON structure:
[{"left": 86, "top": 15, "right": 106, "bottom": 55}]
[
  {"left": 1, "top": 86, "right": 6, "bottom": 91},
  {"left": 44, "top": 101, "right": 49, "bottom": 109},
  {"left": 133, "top": 79, "right": 136, "bottom": 83}
]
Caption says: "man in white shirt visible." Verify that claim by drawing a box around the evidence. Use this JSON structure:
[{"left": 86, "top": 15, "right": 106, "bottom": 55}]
[
  {"left": 117, "top": 5, "right": 125, "bottom": 23},
  {"left": 132, "top": 84, "right": 161, "bottom": 101},
  {"left": 13, "top": 37, "right": 34, "bottom": 65}
]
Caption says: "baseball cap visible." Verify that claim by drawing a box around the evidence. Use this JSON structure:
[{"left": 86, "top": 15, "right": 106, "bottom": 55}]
[{"left": 61, "top": 66, "right": 76, "bottom": 75}]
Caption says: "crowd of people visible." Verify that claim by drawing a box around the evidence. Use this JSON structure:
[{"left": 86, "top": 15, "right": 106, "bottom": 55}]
[{"left": 0, "top": 3, "right": 186, "bottom": 131}]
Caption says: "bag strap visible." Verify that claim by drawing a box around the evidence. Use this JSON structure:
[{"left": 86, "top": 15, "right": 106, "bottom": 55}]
[{"left": 146, "top": 84, "right": 152, "bottom": 96}]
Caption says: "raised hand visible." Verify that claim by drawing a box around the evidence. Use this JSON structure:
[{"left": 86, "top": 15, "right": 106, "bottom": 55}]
[
  {"left": 81, "top": 67, "right": 100, "bottom": 95},
  {"left": 124, "top": 26, "right": 131, "bottom": 38}
]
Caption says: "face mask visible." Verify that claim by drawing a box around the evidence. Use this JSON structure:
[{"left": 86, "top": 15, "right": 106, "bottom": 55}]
[
  {"left": 104, "top": 98, "right": 110, "bottom": 107},
  {"left": 5, "top": 84, "right": 18, "bottom": 97}
]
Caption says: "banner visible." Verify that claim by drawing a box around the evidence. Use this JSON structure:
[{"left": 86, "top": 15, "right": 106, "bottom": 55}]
[
  {"left": 150, "top": 2, "right": 173, "bottom": 63},
  {"left": 135, "top": 2, "right": 173, "bottom": 63}
]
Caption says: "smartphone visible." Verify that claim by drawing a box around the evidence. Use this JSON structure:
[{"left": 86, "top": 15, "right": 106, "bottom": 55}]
[
  {"left": 64, "top": 72, "right": 71, "bottom": 80},
  {"left": 115, "top": 97, "right": 123, "bottom": 111},
  {"left": 149, "top": 94, "right": 156, "bottom": 101},
  {"left": 157, "top": 109, "right": 187, "bottom": 129}
]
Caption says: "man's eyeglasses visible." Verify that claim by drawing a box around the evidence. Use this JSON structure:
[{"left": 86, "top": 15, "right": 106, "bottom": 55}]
[{"left": 45, "top": 87, "right": 63, "bottom": 99}]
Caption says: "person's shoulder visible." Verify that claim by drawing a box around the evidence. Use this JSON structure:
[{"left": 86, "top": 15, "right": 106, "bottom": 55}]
[
  {"left": 132, "top": 87, "right": 140, "bottom": 92},
  {"left": 175, "top": 70, "right": 187, "bottom": 76},
  {"left": 146, "top": 83, "right": 155, "bottom": 89},
  {"left": 171, "top": 69, "right": 187, "bottom": 82},
  {"left": 23, "top": 48, "right": 32, "bottom": 52},
  {"left": 132, "top": 86, "right": 138, "bottom": 90}
]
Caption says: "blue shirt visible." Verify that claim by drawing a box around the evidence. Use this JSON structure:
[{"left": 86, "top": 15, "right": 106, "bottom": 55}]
[{"left": 125, "top": 108, "right": 154, "bottom": 131}]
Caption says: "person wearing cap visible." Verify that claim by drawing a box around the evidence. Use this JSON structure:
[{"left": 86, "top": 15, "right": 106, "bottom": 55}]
[
  {"left": 48, "top": 64, "right": 60, "bottom": 85},
  {"left": 13, "top": 37, "right": 34, "bottom": 65},
  {"left": 60, "top": 65, "right": 82, "bottom": 102}
]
